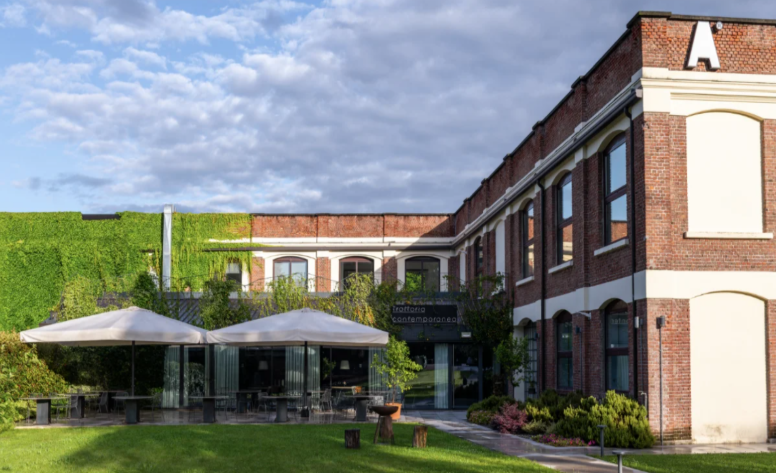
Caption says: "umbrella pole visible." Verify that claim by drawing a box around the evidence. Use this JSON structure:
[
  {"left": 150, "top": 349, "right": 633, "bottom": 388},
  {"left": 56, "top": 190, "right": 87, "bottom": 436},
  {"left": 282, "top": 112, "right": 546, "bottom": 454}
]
[
  {"left": 131, "top": 341, "right": 135, "bottom": 397},
  {"left": 302, "top": 341, "right": 309, "bottom": 418}
]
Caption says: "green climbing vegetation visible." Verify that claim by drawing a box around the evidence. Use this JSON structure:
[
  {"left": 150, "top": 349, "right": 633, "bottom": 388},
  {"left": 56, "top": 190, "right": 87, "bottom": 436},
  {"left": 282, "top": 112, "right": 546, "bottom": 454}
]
[{"left": 0, "top": 212, "right": 259, "bottom": 331}]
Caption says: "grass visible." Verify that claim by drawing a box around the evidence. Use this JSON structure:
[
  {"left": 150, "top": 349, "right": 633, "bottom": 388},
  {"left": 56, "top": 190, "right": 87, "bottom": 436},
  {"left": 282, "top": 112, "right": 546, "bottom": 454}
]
[
  {"left": 0, "top": 423, "right": 553, "bottom": 473},
  {"left": 601, "top": 452, "right": 776, "bottom": 473}
]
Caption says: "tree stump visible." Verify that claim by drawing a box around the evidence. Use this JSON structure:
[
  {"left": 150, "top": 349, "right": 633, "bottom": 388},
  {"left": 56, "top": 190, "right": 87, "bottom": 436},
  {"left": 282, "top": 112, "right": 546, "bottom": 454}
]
[
  {"left": 373, "top": 416, "right": 395, "bottom": 445},
  {"left": 412, "top": 425, "right": 428, "bottom": 448},
  {"left": 345, "top": 429, "right": 361, "bottom": 449}
]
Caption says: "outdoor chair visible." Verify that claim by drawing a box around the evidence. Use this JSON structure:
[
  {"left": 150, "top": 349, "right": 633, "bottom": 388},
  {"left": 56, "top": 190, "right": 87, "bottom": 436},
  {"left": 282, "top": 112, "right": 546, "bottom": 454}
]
[
  {"left": 114, "top": 391, "right": 129, "bottom": 418},
  {"left": 215, "top": 394, "right": 232, "bottom": 422},
  {"left": 319, "top": 389, "right": 333, "bottom": 413},
  {"left": 50, "top": 394, "right": 69, "bottom": 423},
  {"left": 287, "top": 394, "right": 299, "bottom": 421},
  {"left": 142, "top": 392, "right": 163, "bottom": 423},
  {"left": 96, "top": 392, "right": 110, "bottom": 414},
  {"left": 235, "top": 393, "right": 252, "bottom": 422}
]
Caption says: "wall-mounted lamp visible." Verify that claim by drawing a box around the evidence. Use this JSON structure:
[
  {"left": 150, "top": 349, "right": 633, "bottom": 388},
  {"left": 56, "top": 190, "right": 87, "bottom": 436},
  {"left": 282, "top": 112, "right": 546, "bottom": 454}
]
[
  {"left": 340, "top": 360, "right": 350, "bottom": 370},
  {"left": 576, "top": 311, "right": 592, "bottom": 319},
  {"left": 575, "top": 326, "right": 582, "bottom": 335},
  {"left": 461, "top": 332, "right": 472, "bottom": 339},
  {"left": 258, "top": 360, "right": 269, "bottom": 371}
]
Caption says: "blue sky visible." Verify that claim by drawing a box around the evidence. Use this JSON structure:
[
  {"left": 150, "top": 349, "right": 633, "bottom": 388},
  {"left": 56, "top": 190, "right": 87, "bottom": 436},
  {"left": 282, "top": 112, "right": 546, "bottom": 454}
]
[{"left": 1, "top": 0, "right": 775, "bottom": 213}]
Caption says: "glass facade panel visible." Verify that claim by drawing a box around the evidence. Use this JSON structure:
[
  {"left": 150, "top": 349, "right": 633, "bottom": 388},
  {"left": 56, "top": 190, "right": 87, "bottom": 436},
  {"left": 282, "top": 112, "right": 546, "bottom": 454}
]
[
  {"left": 560, "top": 178, "right": 573, "bottom": 220},
  {"left": 606, "top": 195, "right": 628, "bottom": 243},
  {"left": 607, "top": 143, "right": 627, "bottom": 193},
  {"left": 606, "top": 313, "right": 628, "bottom": 349},
  {"left": 560, "top": 223, "right": 573, "bottom": 263},
  {"left": 524, "top": 323, "right": 538, "bottom": 398},
  {"left": 453, "top": 344, "right": 479, "bottom": 408},
  {"left": 607, "top": 355, "right": 629, "bottom": 392},
  {"left": 557, "top": 357, "right": 573, "bottom": 391},
  {"left": 225, "top": 262, "right": 242, "bottom": 285},
  {"left": 405, "top": 343, "right": 436, "bottom": 409},
  {"left": 557, "top": 320, "right": 573, "bottom": 352},
  {"left": 405, "top": 257, "right": 440, "bottom": 292}
]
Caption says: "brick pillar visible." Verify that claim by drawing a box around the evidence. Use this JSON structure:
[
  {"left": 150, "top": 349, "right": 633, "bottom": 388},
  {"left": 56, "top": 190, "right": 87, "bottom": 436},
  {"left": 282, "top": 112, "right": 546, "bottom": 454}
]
[
  {"left": 316, "top": 257, "right": 330, "bottom": 292},
  {"left": 250, "top": 257, "right": 265, "bottom": 291},
  {"left": 382, "top": 257, "right": 397, "bottom": 283}
]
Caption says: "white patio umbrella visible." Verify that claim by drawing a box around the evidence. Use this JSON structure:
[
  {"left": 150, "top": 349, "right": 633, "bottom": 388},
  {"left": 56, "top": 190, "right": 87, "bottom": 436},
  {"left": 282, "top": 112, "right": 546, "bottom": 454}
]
[
  {"left": 207, "top": 308, "right": 389, "bottom": 415},
  {"left": 20, "top": 306, "right": 208, "bottom": 395}
]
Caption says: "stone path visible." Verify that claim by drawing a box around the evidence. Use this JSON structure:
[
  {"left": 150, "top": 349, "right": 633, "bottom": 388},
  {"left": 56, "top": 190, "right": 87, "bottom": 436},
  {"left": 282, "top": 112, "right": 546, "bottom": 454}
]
[{"left": 402, "top": 410, "right": 776, "bottom": 473}]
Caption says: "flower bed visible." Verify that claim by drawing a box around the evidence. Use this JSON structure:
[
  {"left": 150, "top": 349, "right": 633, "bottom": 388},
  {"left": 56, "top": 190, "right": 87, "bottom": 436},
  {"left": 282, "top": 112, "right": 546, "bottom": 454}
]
[{"left": 531, "top": 434, "right": 595, "bottom": 447}]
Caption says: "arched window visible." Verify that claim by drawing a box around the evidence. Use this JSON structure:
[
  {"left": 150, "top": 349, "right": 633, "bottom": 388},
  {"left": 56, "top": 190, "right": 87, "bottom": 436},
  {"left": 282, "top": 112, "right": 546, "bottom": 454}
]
[
  {"left": 521, "top": 201, "right": 535, "bottom": 278},
  {"left": 273, "top": 257, "right": 308, "bottom": 287},
  {"left": 405, "top": 256, "right": 440, "bottom": 292},
  {"left": 474, "top": 237, "right": 484, "bottom": 276},
  {"left": 604, "top": 135, "right": 628, "bottom": 244},
  {"left": 605, "top": 300, "right": 629, "bottom": 392},
  {"left": 556, "top": 174, "right": 573, "bottom": 264},
  {"left": 340, "top": 257, "right": 374, "bottom": 289},
  {"left": 556, "top": 312, "right": 573, "bottom": 391}
]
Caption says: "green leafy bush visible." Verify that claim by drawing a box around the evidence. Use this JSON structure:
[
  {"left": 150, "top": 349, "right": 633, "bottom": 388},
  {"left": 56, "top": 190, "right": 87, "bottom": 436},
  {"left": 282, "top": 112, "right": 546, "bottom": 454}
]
[
  {"left": 555, "top": 391, "right": 655, "bottom": 448},
  {"left": 0, "top": 331, "right": 68, "bottom": 429},
  {"left": 523, "top": 389, "right": 584, "bottom": 422},
  {"left": 525, "top": 404, "right": 553, "bottom": 423},
  {"left": 466, "top": 395, "right": 516, "bottom": 421},
  {"left": 467, "top": 409, "right": 496, "bottom": 426},
  {"left": 522, "top": 419, "right": 549, "bottom": 435}
]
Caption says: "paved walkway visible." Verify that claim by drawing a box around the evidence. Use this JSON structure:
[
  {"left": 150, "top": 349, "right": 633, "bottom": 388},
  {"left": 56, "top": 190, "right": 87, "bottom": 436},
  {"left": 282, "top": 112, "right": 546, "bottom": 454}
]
[{"left": 402, "top": 410, "right": 776, "bottom": 473}]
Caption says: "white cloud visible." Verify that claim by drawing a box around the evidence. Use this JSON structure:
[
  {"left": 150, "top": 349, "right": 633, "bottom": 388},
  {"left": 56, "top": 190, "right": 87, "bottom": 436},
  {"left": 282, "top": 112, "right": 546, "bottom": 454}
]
[
  {"left": 124, "top": 47, "right": 166, "bottom": 69},
  {"left": 1, "top": 3, "right": 26, "bottom": 27}
]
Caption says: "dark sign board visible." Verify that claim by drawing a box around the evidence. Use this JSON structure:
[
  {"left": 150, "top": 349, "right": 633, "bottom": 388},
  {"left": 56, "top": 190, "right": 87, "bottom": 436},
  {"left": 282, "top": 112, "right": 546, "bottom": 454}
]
[{"left": 391, "top": 304, "right": 458, "bottom": 324}]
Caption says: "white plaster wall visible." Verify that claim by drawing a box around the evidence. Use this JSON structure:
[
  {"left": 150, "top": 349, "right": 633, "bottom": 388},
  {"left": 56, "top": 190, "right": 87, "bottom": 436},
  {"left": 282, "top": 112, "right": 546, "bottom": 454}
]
[
  {"left": 495, "top": 220, "right": 506, "bottom": 275},
  {"left": 687, "top": 112, "right": 763, "bottom": 233},
  {"left": 690, "top": 292, "right": 767, "bottom": 444},
  {"left": 459, "top": 247, "right": 466, "bottom": 284}
]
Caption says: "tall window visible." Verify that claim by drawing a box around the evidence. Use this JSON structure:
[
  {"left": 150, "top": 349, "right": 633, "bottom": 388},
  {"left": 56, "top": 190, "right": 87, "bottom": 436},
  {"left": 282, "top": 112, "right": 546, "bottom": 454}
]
[
  {"left": 474, "top": 237, "right": 484, "bottom": 276},
  {"left": 340, "top": 257, "right": 374, "bottom": 289},
  {"left": 405, "top": 256, "right": 440, "bottom": 292},
  {"left": 605, "top": 301, "right": 629, "bottom": 392},
  {"left": 273, "top": 257, "right": 308, "bottom": 287},
  {"left": 556, "top": 312, "right": 573, "bottom": 391},
  {"left": 524, "top": 322, "right": 538, "bottom": 397},
  {"left": 604, "top": 135, "right": 628, "bottom": 244},
  {"left": 225, "top": 262, "right": 242, "bottom": 285},
  {"left": 521, "top": 201, "right": 535, "bottom": 278},
  {"left": 556, "top": 174, "right": 573, "bottom": 264}
]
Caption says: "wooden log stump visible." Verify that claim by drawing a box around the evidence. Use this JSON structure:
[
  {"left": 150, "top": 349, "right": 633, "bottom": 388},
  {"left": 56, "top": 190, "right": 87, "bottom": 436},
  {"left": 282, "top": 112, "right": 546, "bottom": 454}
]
[
  {"left": 412, "top": 425, "right": 428, "bottom": 448},
  {"left": 345, "top": 429, "right": 361, "bottom": 449},
  {"left": 373, "top": 416, "right": 395, "bottom": 445}
]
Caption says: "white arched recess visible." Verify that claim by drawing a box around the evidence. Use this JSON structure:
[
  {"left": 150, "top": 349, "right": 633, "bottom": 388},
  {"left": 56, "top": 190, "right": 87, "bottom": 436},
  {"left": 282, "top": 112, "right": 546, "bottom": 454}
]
[
  {"left": 328, "top": 252, "right": 383, "bottom": 291},
  {"left": 513, "top": 317, "right": 534, "bottom": 402},
  {"left": 686, "top": 111, "right": 763, "bottom": 235},
  {"left": 495, "top": 219, "right": 506, "bottom": 275},
  {"left": 396, "top": 252, "right": 450, "bottom": 291},
  {"left": 253, "top": 252, "right": 317, "bottom": 292},
  {"left": 690, "top": 292, "right": 767, "bottom": 444}
]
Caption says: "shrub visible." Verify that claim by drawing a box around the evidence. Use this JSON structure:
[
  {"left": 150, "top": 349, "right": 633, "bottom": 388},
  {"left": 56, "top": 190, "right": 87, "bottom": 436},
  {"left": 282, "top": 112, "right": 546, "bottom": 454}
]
[
  {"left": 531, "top": 433, "right": 595, "bottom": 447},
  {"left": 522, "top": 419, "right": 549, "bottom": 435},
  {"left": 467, "top": 409, "right": 496, "bottom": 426},
  {"left": 525, "top": 404, "right": 553, "bottom": 423},
  {"left": 525, "top": 389, "right": 584, "bottom": 422},
  {"left": 555, "top": 391, "right": 655, "bottom": 448},
  {"left": 0, "top": 331, "right": 68, "bottom": 429},
  {"left": 466, "top": 395, "right": 516, "bottom": 420},
  {"left": 491, "top": 403, "right": 528, "bottom": 434}
]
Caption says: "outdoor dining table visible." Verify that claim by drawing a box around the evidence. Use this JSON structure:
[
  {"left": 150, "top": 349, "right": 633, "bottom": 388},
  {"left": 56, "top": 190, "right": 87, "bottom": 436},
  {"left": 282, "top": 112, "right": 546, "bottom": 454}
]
[
  {"left": 113, "top": 395, "right": 154, "bottom": 425},
  {"left": 266, "top": 395, "right": 300, "bottom": 423},
  {"left": 59, "top": 393, "right": 99, "bottom": 419},
  {"left": 189, "top": 395, "right": 230, "bottom": 423},
  {"left": 19, "top": 396, "right": 64, "bottom": 425},
  {"left": 350, "top": 395, "right": 382, "bottom": 422},
  {"left": 230, "top": 390, "right": 263, "bottom": 414}
]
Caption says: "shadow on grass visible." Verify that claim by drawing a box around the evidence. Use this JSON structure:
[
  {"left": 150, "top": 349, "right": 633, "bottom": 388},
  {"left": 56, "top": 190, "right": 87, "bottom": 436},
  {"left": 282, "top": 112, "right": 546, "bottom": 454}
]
[{"left": 1, "top": 424, "right": 552, "bottom": 473}]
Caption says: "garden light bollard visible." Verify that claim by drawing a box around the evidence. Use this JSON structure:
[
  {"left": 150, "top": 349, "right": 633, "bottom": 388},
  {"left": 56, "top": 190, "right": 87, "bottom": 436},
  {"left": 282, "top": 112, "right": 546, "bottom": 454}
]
[
  {"left": 613, "top": 450, "right": 625, "bottom": 473},
  {"left": 597, "top": 425, "right": 606, "bottom": 457}
]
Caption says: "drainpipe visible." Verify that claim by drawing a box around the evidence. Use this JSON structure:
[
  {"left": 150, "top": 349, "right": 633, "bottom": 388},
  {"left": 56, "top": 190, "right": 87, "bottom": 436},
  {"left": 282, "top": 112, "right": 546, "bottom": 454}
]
[
  {"left": 162, "top": 204, "right": 174, "bottom": 290},
  {"left": 538, "top": 182, "right": 547, "bottom": 392},
  {"left": 623, "top": 105, "right": 639, "bottom": 399}
]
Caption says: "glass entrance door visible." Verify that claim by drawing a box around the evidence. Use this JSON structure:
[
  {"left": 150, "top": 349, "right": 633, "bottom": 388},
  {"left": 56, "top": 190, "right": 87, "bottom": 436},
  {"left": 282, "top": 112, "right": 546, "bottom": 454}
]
[{"left": 453, "top": 344, "right": 480, "bottom": 408}]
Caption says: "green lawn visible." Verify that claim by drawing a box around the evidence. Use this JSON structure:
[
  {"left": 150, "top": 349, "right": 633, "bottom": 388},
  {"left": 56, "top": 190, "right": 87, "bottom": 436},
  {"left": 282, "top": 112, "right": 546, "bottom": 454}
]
[
  {"left": 602, "top": 452, "right": 776, "bottom": 473},
  {"left": 0, "top": 424, "right": 552, "bottom": 473}
]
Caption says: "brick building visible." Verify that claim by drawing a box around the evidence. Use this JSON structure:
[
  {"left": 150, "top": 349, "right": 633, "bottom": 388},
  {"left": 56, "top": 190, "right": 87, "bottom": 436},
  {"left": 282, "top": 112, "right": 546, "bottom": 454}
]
[{"left": 43, "top": 11, "right": 776, "bottom": 443}]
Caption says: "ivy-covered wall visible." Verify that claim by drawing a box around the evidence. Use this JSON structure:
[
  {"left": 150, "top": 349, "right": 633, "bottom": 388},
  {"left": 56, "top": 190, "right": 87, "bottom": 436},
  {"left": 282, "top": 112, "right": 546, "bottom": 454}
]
[{"left": 0, "top": 212, "right": 256, "bottom": 331}]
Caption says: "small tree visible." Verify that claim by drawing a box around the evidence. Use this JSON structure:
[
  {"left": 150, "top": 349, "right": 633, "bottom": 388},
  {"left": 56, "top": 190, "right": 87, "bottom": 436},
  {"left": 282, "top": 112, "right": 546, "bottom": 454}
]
[
  {"left": 371, "top": 336, "right": 422, "bottom": 404},
  {"left": 199, "top": 279, "right": 251, "bottom": 330},
  {"left": 495, "top": 334, "right": 530, "bottom": 389}
]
